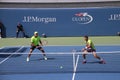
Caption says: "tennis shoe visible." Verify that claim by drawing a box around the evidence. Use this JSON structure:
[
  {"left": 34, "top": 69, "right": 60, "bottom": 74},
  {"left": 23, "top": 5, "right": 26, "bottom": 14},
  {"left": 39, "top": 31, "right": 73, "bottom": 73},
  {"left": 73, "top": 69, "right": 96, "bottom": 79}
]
[
  {"left": 44, "top": 57, "right": 47, "bottom": 60},
  {"left": 100, "top": 60, "right": 106, "bottom": 64},
  {"left": 82, "top": 60, "right": 87, "bottom": 64},
  {"left": 26, "top": 57, "right": 30, "bottom": 62}
]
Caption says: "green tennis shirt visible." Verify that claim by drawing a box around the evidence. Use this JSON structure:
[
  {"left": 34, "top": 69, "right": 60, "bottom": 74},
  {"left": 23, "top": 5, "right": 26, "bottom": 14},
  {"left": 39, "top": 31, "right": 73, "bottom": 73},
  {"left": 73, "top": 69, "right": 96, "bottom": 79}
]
[
  {"left": 31, "top": 36, "right": 41, "bottom": 46},
  {"left": 86, "top": 39, "right": 95, "bottom": 49}
]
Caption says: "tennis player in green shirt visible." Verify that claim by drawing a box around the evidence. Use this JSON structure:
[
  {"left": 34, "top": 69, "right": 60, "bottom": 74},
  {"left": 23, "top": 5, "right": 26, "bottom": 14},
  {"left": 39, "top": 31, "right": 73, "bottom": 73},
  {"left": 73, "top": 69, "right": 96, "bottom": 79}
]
[
  {"left": 26, "top": 31, "right": 47, "bottom": 62},
  {"left": 82, "top": 36, "right": 105, "bottom": 64}
]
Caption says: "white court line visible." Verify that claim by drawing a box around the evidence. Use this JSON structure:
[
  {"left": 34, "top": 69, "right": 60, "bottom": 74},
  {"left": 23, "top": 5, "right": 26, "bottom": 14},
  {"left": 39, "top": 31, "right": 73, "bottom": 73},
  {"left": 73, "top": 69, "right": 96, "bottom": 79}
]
[
  {"left": 72, "top": 55, "right": 80, "bottom": 80},
  {"left": 0, "top": 51, "right": 120, "bottom": 54},
  {"left": 0, "top": 46, "right": 24, "bottom": 65},
  {"left": 73, "top": 51, "right": 75, "bottom": 71}
]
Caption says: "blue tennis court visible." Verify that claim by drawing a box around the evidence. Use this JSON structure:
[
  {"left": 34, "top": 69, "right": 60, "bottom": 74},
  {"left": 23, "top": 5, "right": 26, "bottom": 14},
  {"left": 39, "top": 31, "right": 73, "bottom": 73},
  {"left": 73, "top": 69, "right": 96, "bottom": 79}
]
[{"left": 0, "top": 45, "right": 120, "bottom": 80}]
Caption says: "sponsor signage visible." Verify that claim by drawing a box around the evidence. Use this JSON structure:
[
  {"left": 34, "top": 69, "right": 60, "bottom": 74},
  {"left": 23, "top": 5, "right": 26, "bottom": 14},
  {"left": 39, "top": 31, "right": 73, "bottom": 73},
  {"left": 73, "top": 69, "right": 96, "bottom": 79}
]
[
  {"left": 72, "top": 12, "right": 93, "bottom": 24},
  {"left": 0, "top": 8, "right": 120, "bottom": 37}
]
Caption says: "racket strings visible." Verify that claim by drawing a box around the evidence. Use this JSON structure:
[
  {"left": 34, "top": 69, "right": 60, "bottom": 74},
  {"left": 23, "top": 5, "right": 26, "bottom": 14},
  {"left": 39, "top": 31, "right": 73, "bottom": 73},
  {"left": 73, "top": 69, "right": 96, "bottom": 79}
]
[{"left": 42, "top": 40, "right": 48, "bottom": 46}]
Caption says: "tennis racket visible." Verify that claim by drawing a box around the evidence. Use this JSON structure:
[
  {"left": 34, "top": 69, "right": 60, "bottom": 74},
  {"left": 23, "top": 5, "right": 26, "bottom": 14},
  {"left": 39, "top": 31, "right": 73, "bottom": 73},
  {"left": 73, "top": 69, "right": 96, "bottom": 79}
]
[
  {"left": 72, "top": 46, "right": 93, "bottom": 52},
  {"left": 72, "top": 49, "right": 82, "bottom": 53},
  {"left": 41, "top": 40, "right": 48, "bottom": 46}
]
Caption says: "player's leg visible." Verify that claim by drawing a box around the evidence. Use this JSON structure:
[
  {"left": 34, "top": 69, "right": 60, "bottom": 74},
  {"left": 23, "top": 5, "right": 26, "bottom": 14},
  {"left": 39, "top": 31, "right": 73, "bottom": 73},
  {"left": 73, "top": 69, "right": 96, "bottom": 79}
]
[
  {"left": 26, "top": 46, "right": 35, "bottom": 62},
  {"left": 92, "top": 51, "right": 106, "bottom": 64},
  {"left": 82, "top": 48, "right": 88, "bottom": 64},
  {"left": 37, "top": 46, "right": 47, "bottom": 60},
  {"left": 22, "top": 30, "right": 26, "bottom": 38},
  {"left": 16, "top": 30, "right": 20, "bottom": 38},
  {"left": 0, "top": 32, "right": 1, "bottom": 38},
  {"left": 0, "top": 28, "right": 1, "bottom": 38}
]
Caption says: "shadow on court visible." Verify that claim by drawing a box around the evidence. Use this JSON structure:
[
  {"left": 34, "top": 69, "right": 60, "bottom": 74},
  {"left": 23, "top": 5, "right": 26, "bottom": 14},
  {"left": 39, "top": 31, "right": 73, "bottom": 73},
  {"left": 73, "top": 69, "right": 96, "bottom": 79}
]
[
  {"left": 0, "top": 47, "right": 27, "bottom": 58},
  {"left": 31, "top": 58, "right": 55, "bottom": 62}
]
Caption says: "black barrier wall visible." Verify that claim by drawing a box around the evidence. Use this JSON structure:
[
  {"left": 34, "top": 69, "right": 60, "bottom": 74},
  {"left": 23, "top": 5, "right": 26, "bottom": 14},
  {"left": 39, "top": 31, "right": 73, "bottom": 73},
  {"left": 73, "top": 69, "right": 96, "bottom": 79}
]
[{"left": 0, "top": 7, "right": 120, "bottom": 37}]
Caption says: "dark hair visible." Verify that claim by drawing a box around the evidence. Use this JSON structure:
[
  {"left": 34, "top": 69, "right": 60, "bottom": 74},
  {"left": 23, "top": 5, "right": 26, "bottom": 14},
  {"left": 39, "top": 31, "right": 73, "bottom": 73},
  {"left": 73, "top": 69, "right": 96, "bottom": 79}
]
[{"left": 84, "top": 35, "right": 88, "bottom": 38}]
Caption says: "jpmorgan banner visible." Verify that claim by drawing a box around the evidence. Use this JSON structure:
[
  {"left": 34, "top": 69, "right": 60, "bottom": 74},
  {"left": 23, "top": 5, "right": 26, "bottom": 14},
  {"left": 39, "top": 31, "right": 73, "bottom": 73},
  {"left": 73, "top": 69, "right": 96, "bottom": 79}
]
[
  {"left": 0, "top": 0, "right": 120, "bottom": 3},
  {"left": 0, "top": 7, "right": 120, "bottom": 37}
]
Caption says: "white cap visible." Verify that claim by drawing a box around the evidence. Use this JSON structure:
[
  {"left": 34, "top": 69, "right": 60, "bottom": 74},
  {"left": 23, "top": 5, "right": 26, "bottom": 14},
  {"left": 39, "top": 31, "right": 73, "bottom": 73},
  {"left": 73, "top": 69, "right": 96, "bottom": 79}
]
[{"left": 34, "top": 31, "right": 38, "bottom": 34}]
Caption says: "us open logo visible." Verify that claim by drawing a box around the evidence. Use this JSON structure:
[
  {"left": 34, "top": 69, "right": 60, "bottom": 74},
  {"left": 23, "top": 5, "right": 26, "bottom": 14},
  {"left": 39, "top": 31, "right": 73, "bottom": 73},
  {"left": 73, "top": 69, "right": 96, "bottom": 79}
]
[{"left": 72, "top": 12, "right": 93, "bottom": 24}]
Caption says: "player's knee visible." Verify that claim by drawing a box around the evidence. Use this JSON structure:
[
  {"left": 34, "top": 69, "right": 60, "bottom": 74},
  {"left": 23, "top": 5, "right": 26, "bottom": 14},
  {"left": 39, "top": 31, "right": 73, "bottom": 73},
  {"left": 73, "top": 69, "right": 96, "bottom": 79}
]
[
  {"left": 83, "top": 53, "right": 87, "bottom": 56},
  {"left": 40, "top": 49, "right": 45, "bottom": 53},
  {"left": 81, "top": 48, "right": 85, "bottom": 52},
  {"left": 41, "top": 50, "right": 45, "bottom": 53},
  {"left": 30, "top": 49, "right": 33, "bottom": 53}
]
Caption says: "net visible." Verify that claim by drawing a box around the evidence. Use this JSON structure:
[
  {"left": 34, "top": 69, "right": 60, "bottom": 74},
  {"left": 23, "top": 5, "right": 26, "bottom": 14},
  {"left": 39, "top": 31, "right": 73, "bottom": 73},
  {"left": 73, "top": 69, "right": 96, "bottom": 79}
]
[{"left": 0, "top": 51, "right": 120, "bottom": 74}]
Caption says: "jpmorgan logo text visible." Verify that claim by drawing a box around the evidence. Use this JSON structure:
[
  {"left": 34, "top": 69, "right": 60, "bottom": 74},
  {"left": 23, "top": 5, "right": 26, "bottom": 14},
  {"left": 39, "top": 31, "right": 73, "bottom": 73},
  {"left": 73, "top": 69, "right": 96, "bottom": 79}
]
[
  {"left": 108, "top": 14, "right": 120, "bottom": 21},
  {"left": 22, "top": 16, "right": 57, "bottom": 24},
  {"left": 72, "top": 13, "right": 93, "bottom": 24}
]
